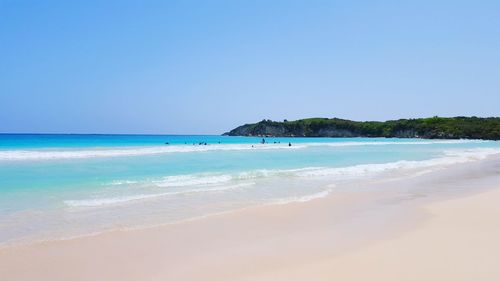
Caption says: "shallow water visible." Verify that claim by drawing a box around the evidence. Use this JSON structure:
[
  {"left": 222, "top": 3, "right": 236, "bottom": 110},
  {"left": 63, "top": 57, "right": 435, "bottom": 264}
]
[{"left": 1, "top": 134, "right": 499, "bottom": 244}]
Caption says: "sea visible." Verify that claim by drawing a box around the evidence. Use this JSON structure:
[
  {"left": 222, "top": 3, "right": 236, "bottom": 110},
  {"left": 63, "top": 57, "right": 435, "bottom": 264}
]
[{"left": 1, "top": 134, "right": 499, "bottom": 245}]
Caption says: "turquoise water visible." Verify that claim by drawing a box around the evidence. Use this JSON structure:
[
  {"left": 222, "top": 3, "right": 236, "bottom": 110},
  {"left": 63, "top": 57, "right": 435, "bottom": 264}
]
[
  {"left": 1, "top": 134, "right": 499, "bottom": 244},
  {"left": 0, "top": 134, "right": 409, "bottom": 148}
]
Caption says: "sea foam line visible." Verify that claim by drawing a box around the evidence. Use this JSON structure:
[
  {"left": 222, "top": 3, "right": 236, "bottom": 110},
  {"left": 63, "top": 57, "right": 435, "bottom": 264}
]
[
  {"left": 0, "top": 144, "right": 306, "bottom": 161},
  {"left": 296, "top": 148, "right": 500, "bottom": 178},
  {"left": 0, "top": 139, "right": 487, "bottom": 161},
  {"left": 75, "top": 148, "right": 500, "bottom": 208},
  {"left": 64, "top": 182, "right": 255, "bottom": 208},
  {"left": 102, "top": 147, "right": 500, "bottom": 188},
  {"left": 311, "top": 139, "right": 486, "bottom": 147},
  {"left": 153, "top": 174, "right": 233, "bottom": 187},
  {"left": 272, "top": 190, "right": 332, "bottom": 205}
]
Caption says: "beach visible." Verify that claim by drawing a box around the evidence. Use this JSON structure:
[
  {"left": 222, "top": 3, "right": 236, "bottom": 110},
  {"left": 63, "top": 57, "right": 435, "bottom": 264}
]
[
  {"left": 1, "top": 153, "right": 500, "bottom": 281},
  {"left": 4, "top": 0, "right": 500, "bottom": 279}
]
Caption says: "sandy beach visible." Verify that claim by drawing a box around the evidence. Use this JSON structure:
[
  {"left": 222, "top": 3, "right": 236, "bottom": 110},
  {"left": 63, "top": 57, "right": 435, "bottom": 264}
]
[
  {"left": 1, "top": 155, "right": 500, "bottom": 281},
  {"left": 3, "top": 0, "right": 500, "bottom": 279}
]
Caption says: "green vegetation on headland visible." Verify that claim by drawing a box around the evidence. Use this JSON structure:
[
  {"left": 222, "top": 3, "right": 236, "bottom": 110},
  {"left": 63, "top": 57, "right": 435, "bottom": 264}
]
[{"left": 223, "top": 117, "right": 500, "bottom": 140}]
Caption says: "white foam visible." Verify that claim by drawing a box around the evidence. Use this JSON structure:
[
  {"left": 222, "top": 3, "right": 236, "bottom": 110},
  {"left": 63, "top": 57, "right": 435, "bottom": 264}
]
[
  {"left": 65, "top": 182, "right": 255, "bottom": 207},
  {"left": 105, "top": 180, "right": 138, "bottom": 186},
  {"left": 234, "top": 147, "right": 499, "bottom": 181},
  {"left": 65, "top": 148, "right": 500, "bottom": 208},
  {"left": 102, "top": 168, "right": 318, "bottom": 190},
  {"left": 272, "top": 190, "right": 331, "bottom": 205},
  {"left": 0, "top": 144, "right": 307, "bottom": 161},
  {"left": 234, "top": 167, "right": 320, "bottom": 180},
  {"left": 0, "top": 139, "right": 488, "bottom": 161},
  {"left": 153, "top": 174, "right": 233, "bottom": 187},
  {"left": 64, "top": 194, "right": 162, "bottom": 207},
  {"left": 296, "top": 148, "right": 500, "bottom": 178},
  {"left": 311, "top": 139, "right": 486, "bottom": 147},
  {"left": 100, "top": 147, "right": 500, "bottom": 189}
]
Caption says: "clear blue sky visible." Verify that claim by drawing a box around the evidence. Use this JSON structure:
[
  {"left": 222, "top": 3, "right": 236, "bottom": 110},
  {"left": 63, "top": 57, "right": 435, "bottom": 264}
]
[{"left": 1, "top": 0, "right": 499, "bottom": 134}]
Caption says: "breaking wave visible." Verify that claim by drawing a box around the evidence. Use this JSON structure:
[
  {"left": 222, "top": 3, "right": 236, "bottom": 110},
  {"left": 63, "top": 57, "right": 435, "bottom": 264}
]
[
  {"left": 65, "top": 148, "right": 500, "bottom": 208},
  {"left": 272, "top": 190, "right": 332, "bottom": 205},
  {"left": 64, "top": 182, "right": 255, "bottom": 207},
  {"left": 0, "top": 139, "right": 488, "bottom": 161}
]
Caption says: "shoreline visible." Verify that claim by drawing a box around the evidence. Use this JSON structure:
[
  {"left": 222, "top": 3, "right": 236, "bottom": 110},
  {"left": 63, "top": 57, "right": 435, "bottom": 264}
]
[
  {"left": 2, "top": 146, "right": 498, "bottom": 248},
  {"left": 1, "top": 155, "right": 500, "bottom": 280}
]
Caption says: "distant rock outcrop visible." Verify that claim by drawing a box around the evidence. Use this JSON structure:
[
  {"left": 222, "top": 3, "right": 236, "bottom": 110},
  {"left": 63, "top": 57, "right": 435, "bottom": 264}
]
[{"left": 223, "top": 117, "right": 500, "bottom": 140}]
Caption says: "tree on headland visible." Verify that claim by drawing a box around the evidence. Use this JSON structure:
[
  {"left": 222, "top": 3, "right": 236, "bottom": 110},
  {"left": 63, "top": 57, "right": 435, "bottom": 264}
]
[{"left": 223, "top": 117, "right": 500, "bottom": 140}]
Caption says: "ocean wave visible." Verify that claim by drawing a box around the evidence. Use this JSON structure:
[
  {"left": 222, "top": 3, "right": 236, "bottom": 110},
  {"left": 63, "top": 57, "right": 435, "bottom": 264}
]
[
  {"left": 271, "top": 190, "right": 332, "bottom": 205},
  {"left": 0, "top": 139, "right": 488, "bottom": 161},
  {"left": 103, "top": 174, "right": 246, "bottom": 189},
  {"left": 296, "top": 148, "right": 500, "bottom": 178},
  {"left": 64, "top": 182, "right": 255, "bottom": 207},
  {"left": 105, "top": 180, "right": 139, "bottom": 186},
  {"left": 312, "top": 139, "right": 486, "bottom": 147},
  {"left": 100, "top": 147, "right": 500, "bottom": 188},
  {"left": 0, "top": 144, "right": 306, "bottom": 161},
  {"left": 234, "top": 167, "right": 321, "bottom": 180},
  {"left": 65, "top": 148, "right": 500, "bottom": 208},
  {"left": 153, "top": 174, "right": 233, "bottom": 187}
]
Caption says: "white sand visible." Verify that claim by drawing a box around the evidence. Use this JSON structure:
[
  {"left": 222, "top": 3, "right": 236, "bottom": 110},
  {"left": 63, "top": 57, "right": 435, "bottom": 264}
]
[{"left": 243, "top": 188, "right": 500, "bottom": 281}]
